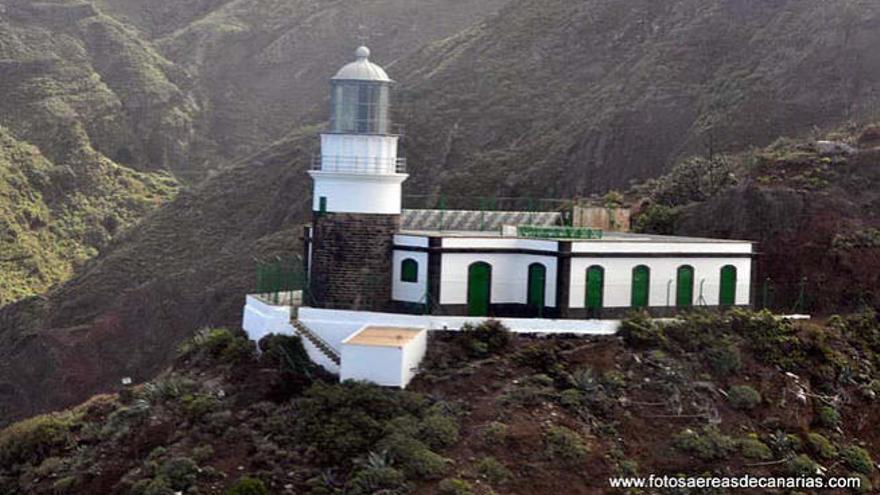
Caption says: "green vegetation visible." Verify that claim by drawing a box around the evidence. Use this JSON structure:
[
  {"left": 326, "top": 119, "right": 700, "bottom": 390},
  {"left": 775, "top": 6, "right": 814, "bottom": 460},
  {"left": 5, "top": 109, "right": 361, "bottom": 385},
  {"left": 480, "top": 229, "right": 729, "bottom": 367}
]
[
  {"left": 545, "top": 426, "right": 589, "bottom": 463},
  {"left": 225, "top": 477, "right": 269, "bottom": 495},
  {"left": 673, "top": 427, "right": 736, "bottom": 461},
  {"left": 841, "top": 446, "right": 875, "bottom": 475},
  {"left": 727, "top": 385, "right": 762, "bottom": 411},
  {"left": 807, "top": 433, "right": 838, "bottom": 460},
  {"left": 738, "top": 436, "right": 773, "bottom": 461},
  {"left": 458, "top": 319, "right": 512, "bottom": 358}
]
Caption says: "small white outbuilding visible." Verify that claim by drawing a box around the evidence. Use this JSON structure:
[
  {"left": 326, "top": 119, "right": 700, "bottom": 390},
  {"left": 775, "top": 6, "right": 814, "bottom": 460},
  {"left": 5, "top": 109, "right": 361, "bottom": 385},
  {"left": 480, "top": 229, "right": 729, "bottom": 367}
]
[{"left": 340, "top": 326, "right": 428, "bottom": 388}]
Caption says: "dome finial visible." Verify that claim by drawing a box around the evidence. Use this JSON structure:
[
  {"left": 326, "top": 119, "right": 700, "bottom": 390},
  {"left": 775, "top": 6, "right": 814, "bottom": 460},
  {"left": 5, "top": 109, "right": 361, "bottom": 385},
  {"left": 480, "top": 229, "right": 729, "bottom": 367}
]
[{"left": 355, "top": 46, "right": 371, "bottom": 60}]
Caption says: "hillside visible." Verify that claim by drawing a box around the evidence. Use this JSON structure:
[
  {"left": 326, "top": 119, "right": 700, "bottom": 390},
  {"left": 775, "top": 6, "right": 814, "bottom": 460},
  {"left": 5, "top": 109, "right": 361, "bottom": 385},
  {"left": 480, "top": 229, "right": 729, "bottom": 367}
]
[
  {"left": 632, "top": 122, "right": 880, "bottom": 313},
  {"left": 0, "top": 126, "right": 177, "bottom": 306},
  {"left": 397, "top": 0, "right": 880, "bottom": 196},
  {"left": 0, "top": 0, "right": 200, "bottom": 173},
  {"left": 2, "top": 313, "right": 879, "bottom": 494}
]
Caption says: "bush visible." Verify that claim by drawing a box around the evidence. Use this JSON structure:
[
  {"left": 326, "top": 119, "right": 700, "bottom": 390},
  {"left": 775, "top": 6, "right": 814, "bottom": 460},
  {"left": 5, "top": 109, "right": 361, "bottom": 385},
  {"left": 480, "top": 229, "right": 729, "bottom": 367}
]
[
  {"left": 545, "top": 426, "right": 589, "bottom": 463},
  {"left": 807, "top": 433, "right": 837, "bottom": 460},
  {"left": 437, "top": 478, "right": 474, "bottom": 495},
  {"left": 347, "top": 466, "right": 407, "bottom": 494},
  {"left": 786, "top": 454, "right": 818, "bottom": 477},
  {"left": 475, "top": 456, "right": 512, "bottom": 485},
  {"left": 739, "top": 436, "right": 773, "bottom": 461},
  {"left": 225, "top": 476, "right": 269, "bottom": 495},
  {"left": 619, "top": 312, "right": 667, "bottom": 349},
  {"left": 705, "top": 338, "right": 742, "bottom": 375},
  {"left": 0, "top": 411, "right": 77, "bottom": 466},
  {"left": 160, "top": 457, "right": 199, "bottom": 491},
  {"left": 293, "top": 382, "right": 427, "bottom": 465},
  {"left": 728, "top": 385, "right": 762, "bottom": 411},
  {"left": 459, "top": 320, "right": 512, "bottom": 358},
  {"left": 180, "top": 327, "right": 254, "bottom": 365},
  {"left": 673, "top": 427, "right": 736, "bottom": 461},
  {"left": 259, "top": 334, "right": 313, "bottom": 378},
  {"left": 817, "top": 406, "right": 841, "bottom": 429},
  {"left": 378, "top": 433, "right": 450, "bottom": 480},
  {"left": 480, "top": 422, "right": 509, "bottom": 447},
  {"left": 419, "top": 414, "right": 460, "bottom": 450},
  {"left": 841, "top": 446, "right": 874, "bottom": 475}
]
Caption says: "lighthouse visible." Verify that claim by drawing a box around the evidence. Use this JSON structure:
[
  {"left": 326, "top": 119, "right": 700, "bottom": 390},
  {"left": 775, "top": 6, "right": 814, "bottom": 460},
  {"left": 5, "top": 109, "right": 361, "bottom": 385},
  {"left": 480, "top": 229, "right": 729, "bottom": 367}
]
[{"left": 306, "top": 46, "right": 407, "bottom": 310}]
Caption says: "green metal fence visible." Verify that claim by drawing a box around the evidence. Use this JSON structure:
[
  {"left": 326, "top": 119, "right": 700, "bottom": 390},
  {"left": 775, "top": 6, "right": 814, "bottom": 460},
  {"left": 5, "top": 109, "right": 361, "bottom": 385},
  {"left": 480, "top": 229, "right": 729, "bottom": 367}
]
[{"left": 255, "top": 257, "right": 306, "bottom": 305}]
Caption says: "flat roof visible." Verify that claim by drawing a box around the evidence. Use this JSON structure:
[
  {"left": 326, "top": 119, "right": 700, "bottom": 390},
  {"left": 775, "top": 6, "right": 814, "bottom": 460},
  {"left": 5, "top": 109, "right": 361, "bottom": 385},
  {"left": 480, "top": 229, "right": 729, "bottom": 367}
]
[
  {"left": 345, "top": 326, "right": 424, "bottom": 348},
  {"left": 398, "top": 229, "right": 753, "bottom": 244}
]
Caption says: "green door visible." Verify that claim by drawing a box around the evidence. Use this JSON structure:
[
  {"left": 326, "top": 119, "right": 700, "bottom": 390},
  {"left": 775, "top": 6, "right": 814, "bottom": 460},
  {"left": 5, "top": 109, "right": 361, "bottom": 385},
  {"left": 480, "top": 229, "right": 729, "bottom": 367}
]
[
  {"left": 719, "top": 265, "right": 737, "bottom": 306},
  {"left": 527, "top": 263, "right": 546, "bottom": 316},
  {"left": 468, "top": 262, "right": 492, "bottom": 316},
  {"left": 631, "top": 265, "right": 650, "bottom": 309},
  {"left": 676, "top": 265, "right": 694, "bottom": 308},
  {"left": 586, "top": 266, "right": 604, "bottom": 315}
]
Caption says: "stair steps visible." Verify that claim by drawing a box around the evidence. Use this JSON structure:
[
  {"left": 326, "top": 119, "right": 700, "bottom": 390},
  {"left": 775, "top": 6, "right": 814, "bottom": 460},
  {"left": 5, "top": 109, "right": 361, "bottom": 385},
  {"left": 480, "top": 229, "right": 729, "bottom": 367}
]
[{"left": 292, "top": 319, "right": 341, "bottom": 365}]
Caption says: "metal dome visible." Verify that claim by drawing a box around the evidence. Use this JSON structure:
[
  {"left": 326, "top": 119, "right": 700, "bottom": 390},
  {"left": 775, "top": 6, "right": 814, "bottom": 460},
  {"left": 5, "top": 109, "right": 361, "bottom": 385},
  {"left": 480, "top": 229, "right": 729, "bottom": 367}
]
[{"left": 332, "top": 46, "right": 393, "bottom": 83}]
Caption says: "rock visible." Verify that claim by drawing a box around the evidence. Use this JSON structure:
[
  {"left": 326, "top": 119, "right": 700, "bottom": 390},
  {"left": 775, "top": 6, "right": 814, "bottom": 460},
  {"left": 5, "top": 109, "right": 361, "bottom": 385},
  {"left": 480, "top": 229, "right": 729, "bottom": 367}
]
[{"left": 816, "top": 140, "right": 856, "bottom": 156}]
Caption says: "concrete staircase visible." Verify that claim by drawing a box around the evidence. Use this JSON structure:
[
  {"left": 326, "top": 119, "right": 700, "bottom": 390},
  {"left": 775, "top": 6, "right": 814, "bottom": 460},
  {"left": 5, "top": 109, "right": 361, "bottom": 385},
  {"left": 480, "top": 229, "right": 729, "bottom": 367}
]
[{"left": 292, "top": 319, "right": 341, "bottom": 366}]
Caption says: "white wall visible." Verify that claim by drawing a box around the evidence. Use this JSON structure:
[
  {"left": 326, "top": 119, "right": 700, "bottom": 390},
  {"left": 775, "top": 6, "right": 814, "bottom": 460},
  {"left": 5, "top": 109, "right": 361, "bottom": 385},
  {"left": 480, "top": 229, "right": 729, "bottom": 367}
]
[
  {"left": 568, "top": 257, "right": 752, "bottom": 308},
  {"left": 571, "top": 240, "right": 752, "bottom": 254},
  {"left": 321, "top": 134, "right": 399, "bottom": 171},
  {"left": 392, "top": 250, "right": 428, "bottom": 303},
  {"left": 310, "top": 172, "right": 407, "bottom": 214},
  {"left": 439, "top": 252, "right": 558, "bottom": 307},
  {"left": 401, "top": 330, "right": 428, "bottom": 387},
  {"left": 242, "top": 296, "right": 293, "bottom": 343},
  {"left": 341, "top": 344, "right": 403, "bottom": 387},
  {"left": 297, "top": 307, "right": 621, "bottom": 338}
]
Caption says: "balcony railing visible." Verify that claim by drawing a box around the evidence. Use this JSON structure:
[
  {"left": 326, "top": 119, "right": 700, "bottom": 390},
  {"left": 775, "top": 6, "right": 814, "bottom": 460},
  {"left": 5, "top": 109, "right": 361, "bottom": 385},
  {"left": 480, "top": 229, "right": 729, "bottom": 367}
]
[{"left": 311, "top": 155, "right": 407, "bottom": 174}]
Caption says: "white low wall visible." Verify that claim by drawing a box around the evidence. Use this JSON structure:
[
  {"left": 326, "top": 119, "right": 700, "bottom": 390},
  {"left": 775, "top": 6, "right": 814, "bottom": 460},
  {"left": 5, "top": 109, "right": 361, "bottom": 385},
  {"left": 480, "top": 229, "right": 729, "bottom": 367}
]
[
  {"left": 297, "top": 307, "right": 620, "bottom": 350},
  {"left": 242, "top": 296, "right": 294, "bottom": 343}
]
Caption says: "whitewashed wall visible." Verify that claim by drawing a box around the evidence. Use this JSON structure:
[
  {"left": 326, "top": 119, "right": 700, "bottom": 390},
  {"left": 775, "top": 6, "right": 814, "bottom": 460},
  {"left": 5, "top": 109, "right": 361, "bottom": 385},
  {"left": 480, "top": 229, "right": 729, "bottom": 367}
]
[
  {"left": 568, "top": 257, "right": 752, "bottom": 308},
  {"left": 320, "top": 134, "right": 399, "bottom": 169},
  {"left": 392, "top": 249, "right": 428, "bottom": 303},
  {"left": 402, "top": 330, "right": 428, "bottom": 387},
  {"left": 439, "top": 252, "right": 558, "bottom": 306},
  {"left": 341, "top": 344, "right": 403, "bottom": 386},
  {"left": 310, "top": 172, "right": 406, "bottom": 214}
]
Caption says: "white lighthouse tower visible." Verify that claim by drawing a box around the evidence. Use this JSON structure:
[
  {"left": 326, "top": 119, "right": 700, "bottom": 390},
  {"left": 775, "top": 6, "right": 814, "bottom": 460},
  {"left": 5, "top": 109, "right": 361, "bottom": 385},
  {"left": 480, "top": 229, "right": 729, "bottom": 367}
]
[
  {"left": 309, "top": 46, "right": 407, "bottom": 215},
  {"left": 306, "top": 47, "right": 406, "bottom": 311}
]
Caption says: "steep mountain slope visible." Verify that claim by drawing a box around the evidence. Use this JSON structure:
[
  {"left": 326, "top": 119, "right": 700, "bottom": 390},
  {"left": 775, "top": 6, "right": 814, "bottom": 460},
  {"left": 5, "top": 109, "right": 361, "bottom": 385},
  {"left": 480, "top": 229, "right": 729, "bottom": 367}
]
[
  {"left": 397, "top": 0, "right": 880, "bottom": 196},
  {"left": 0, "top": 126, "right": 177, "bottom": 306},
  {"left": 146, "top": 0, "right": 512, "bottom": 167},
  {"left": 2, "top": 313, "right": 880, "bottom": 494},
  {"left": 0, "top": 0, "right": 199, "bottom": 172}
]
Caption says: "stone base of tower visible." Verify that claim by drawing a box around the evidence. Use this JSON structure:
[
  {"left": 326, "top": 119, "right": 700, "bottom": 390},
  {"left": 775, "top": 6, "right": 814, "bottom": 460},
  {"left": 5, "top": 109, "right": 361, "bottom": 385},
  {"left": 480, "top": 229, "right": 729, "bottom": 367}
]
[{"left": 307, "top": 212, "right": 400, "bottom": 311}]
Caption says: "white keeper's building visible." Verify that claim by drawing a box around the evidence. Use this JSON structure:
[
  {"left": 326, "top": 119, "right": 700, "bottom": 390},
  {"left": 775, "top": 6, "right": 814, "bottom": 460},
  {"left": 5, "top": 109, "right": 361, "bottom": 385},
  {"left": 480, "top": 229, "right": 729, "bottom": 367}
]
[{"left": 243, "top": 47, "right": 755, "bottom": 387}]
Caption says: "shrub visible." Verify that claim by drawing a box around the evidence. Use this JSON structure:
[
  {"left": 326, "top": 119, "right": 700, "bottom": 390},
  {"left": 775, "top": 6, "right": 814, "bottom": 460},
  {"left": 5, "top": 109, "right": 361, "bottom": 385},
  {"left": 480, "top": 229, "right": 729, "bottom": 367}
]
[
  {"left": 459, "top": 320, "right": 511, "bottom": 358},
  {"left": 259, "top": 334, "right": 313, "bottom": 378},
  {"left": 817, "top": 406, "right": 841, "bottom": 429},
  {"left": 180, "top": 327, "right": 254, "bottom": 365},
  {"left": 293, "top": 382, "right": 427, "bottom": 465},
  {"left": 559, "top": 389, "right": 586, "bottom": 409},
  {"left": 437, "top": 478, "right": 474, "bottom": 495},
  {"left": 347, "top": 467, "right": 407, "bottom": 494},
  {"left": 545, "top": 426, "right": 589, "bottom": 463},
  {"left": 225, "top": 476, "right": 269, "bottom": 495},
  {"left": 705, "top": 338, "right": 742, "bottom": 375},
  {"left": 739, "top": 437, "right": 773, "bottom": 461},
  {"left": 160, "top": 457, "right": 199, "bottom": 491},
  {"left": 786, "top": 454, "right": 818, "bottom": 477},
  {"left": 841, "top": 446, "right": 874, "bottom": 475},
  {"left": 475, "top": 456, "right": 512, "bottom": 485},
  {"left": 0, "top": 411, "right": 77, "bottom": 466},
  {"left": 807, "top": 433, "right": 837, "bottom": 460},
  {"left": 419, "top": 414, "right": 460, "bottom": 450},
  {"left": 181, "top": 393, "right": 220, "bottom": 422},
  {"left": 619, "top": 312, "right": 667, "bottom": 349},
  {"left": 728, "top": 385, "right": 762, "bottom": 411},
  {"left": 480, "top": 421, "right": 509, "bottom": 447},
  {"left": 731, "top": 310, "right": 804, "bottom": 370},
  {"left": 673, "top": 427, "right": 736, "bottom": 461},
  {"left": 378, "top": 433, "right": 450, "bottom": 480}
]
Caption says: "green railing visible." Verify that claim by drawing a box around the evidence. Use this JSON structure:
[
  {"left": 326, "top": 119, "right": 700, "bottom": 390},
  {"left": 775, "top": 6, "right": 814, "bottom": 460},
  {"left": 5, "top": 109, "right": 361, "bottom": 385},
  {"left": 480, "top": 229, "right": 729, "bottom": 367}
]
[
  {"left": 517, "top": 225, "right": 604, "bottom": 240},
  {"left": 256, "top": 257, "right": 306, "bottom": 305}
]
